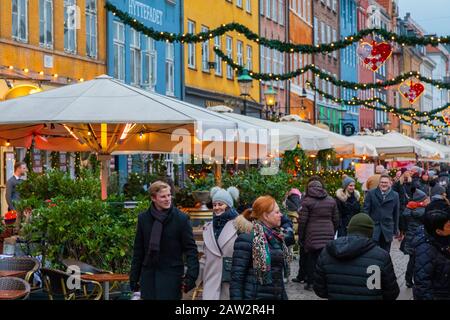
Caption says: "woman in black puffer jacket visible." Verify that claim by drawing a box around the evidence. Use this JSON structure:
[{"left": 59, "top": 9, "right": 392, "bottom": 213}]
[{"left": 230, "top": 196, "right": 292, "bottom": 300}]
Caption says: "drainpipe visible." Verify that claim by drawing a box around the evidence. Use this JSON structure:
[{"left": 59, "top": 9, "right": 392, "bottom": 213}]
[{"left": 180, "top": 0, "right": 185, "bottom": 100}]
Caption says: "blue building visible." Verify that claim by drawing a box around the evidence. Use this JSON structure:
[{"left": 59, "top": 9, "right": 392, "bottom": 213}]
[
  {"left": 106, "top": 0, "right": 183, "bottom": 185},
  {"left": 340, "top": 0, "right": 359, "bottom": 136}
]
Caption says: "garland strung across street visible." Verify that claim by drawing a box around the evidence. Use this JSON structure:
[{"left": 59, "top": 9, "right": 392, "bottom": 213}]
[
  {"left": 214, "top": 47, "right": 450, "bottom": 88},
  {"left": 104, "top": 2, "right": 449, "bottom": 54},
  {"left": 306, "top": 81, "right": 449, "bottom": 129}
]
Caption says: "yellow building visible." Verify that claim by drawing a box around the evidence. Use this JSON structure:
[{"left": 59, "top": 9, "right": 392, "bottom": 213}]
[
  {"left": 0, "top": 0, "right": 106, "bottom": 101},
  {"left": 183, "top": 0, "right": 261, "bottom": 114}
]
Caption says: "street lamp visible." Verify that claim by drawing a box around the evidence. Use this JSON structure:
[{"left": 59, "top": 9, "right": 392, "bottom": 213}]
[
  {"left": 237, "top": 68, "right": 253, "bottom": 115},
  {"left": 264, "top": 85, "right": 277, "bottom": 119}
]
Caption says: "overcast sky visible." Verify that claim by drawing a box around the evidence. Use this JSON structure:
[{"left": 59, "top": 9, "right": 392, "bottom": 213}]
[{"left": 398, "top": 0, "right": 450, "bottom": 36}]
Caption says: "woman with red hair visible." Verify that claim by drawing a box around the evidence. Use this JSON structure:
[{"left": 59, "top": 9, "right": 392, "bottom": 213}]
[{"left": 230, "top": 196, "right": 292, "bottom": 300}]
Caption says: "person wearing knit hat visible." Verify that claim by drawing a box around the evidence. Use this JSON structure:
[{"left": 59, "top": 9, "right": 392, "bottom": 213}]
[
  {"left": 313, "top": 212, "right": 400, "bottom": 300},
  {"left": 401, "top": 187, "right": 430, "bottom": 288},
  {"left": 425, "top": 184, "right": 450, "bottom": 217},
  {"left": 336, "top": 176, "right": 361, "bottom": 237},
  {"left": 202, "top": 186, "right": 240, "bottom": 300}
]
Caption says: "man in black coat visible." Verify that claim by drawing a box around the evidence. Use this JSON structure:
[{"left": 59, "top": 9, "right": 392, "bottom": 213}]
[
  {"left": 363, "top": 174, "right": 400, "bottom": 253},
  {"left": 313, "top": 213, "right": 400, "bottom": 300},
  {"left": 130, "top": 181, "right": 199, "bottom": 300},
  {"left": 412, "top": 210, "right": 450, "bottom": 300}
]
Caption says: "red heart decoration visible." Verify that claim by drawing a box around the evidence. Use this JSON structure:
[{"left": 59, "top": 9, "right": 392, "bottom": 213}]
[
  {"left": 399, "top": 80, "right": 425, "bottom": 104},
  {"left": 357, "top": 41, "right": 393, "bottom": 72}
]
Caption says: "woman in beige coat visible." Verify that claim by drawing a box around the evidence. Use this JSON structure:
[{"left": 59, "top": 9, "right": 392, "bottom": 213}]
[{"left": 201, "top": 186, "right": 239, "bottom": 300}]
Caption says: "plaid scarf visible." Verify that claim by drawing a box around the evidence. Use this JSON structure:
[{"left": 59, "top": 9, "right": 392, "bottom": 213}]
[{"left": 252, "top": 221, "right": 292, "bottom": 285}]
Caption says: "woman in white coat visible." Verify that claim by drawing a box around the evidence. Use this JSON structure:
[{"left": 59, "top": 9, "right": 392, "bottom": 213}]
[{"left": 201, "top": 186, "right": 239, "bottom": 300}]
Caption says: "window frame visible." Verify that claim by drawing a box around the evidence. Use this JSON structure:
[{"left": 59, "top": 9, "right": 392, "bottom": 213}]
[
  {"left": 226, "top": 36, "right": 234, "bottom": 80},
  {"left": 12, "top": 0, "right": 29, "bottom": 43},
  {"left": 201, "top": 26, "right": 210, "bottom": 72},
  {"left": 246, "top": 45, "right": 253, "bottom": 70},
  {"left": 130, "top": 29, "right": 142, "bottom": 86},
  {"left": 187, "top": 20, "right": 196, "bottom": 69},
  {"left": 165, "top": 42, "right": 175, "bottom": 96},
  {"left": 143, "top": 36, "right": 157, "bottom": 89},
  {"left": 85, "top": 0, "right": 97, "bottom": 59},
  {"left": 113, "top": 21, "right": 125, "bottom": 82},
  {"left": 214, "top": 36, "right": 223, "bottom": 76},
  {"left": 64, "top": 0, "right": 77, "bottom": 54},
  {"left": 39, "top": 0, "right": 53, "bottom": 48}
]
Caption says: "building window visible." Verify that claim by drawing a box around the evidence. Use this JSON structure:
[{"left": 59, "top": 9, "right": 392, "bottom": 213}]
[
  {"left": 293, "top": 54, "right": 298, "bottom": 85},
  {"left": 260, "top": 0, "right": 264, "bottom": 15},
  {"left": 299, "top": 54, "right": 303, "bottom": 85},
  {"left": 327, "top": 25, "right": 331, "bottom": 54},
  {"left": 246, "top": 0, "right": 251, "bottom": 13},
  {"left": 166, "top": 42, "right": 175, "bottom": 96},
  {"left": 326, "top": 0, "right": 331, "bottom": 8},
  {"left": 12, "top": 0, "right": 28, "bottom": 42},
  {"left": 266, "top": 0, "right": 271, "bottom": 19},
  {"left": 237, "top": 0, "right": 243, "bottom": 8},
  {"left": 85, "top": 0, "right": 97, "bottom": 58},
  {"left": 266, "top": 47, "right": 271, "bottom": 74},
  {"left": 279, "top": 0, "right": 284, "bottom": 25},
  {"left": 332, "top": 29, "right": 337, "bottom": 58},
  {"left": 187, "top": 20, "right": 196, "bottom": 68},
  {"left": 273, "top": 49, "right": 278, "bottom": 76},
  {"left": 280, "top": 53, "right": 284, "bottom": 88},
  {"left": 201, "top": 26, "right": 210, "bottom": 72},
  {"left": 143, "top": 37, "right": 157, "bottom": 89},
  {"left": 320, "top": 21, "right": 325, "bottom": 43},
  {"left": 272, "top": 0, "right": 278, "bottom": 22},
  {"left": 246, "top": 45, "right": 253, "bottom": 70},
  {"left": 313, "top": 17, "right": 319, "bottom": 45},
  {"left": 332, "top": 0, "right": 337, "bottom": 12},
  {"left": 130, "top": 29, "right": 141, "bottom": 86},
  {"left": 64, "top": 0, "right": 77, "bottom": 53},
  {"left": 226, "top": 36, "right": 233, "bottom": 79},
  {"left": 39, "top": 0, "right": 53, "bottom": 48},
  {"left": 113, "top": 21, "right": 125, "bottom": 81},
  {"left": 302, "top": 0, "right": 306, "bottom": 19},
  {"left": 290, "top": 0, "right": 296, "bottom": 11},
  {"left": 306, "top": 0, "right": 311, "bottom": 23},
  {"left": 236, "top": 41, "right": 243, "bottom": 66},
  {"left": 214, "top": 36, "right": 222, "bottom": 76},
  {"left": 261, "top": 45, "right": 265, "bottom": 73}
]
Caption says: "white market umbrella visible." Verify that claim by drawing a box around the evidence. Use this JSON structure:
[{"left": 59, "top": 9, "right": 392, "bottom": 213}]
[
  {"left": 279, "top": 115, "right": 377, "bottom": 158},
  {"left": 0, "top": 75, "right": 268, "bottom": 198},
  {"left": 420, "top": 139, "right": 450, "bottom": 160},
  {"left": 207, "top": 106, "right": 332, "bottom": 153}
]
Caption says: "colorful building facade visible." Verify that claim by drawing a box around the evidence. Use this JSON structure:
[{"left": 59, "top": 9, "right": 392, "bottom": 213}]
[
  {"left": 183, "top": 0, "right": 260, "bottom": 116},
  {"left": 313, "top": 0, "right": 341, "bottom": 133},
  {"left": 106, "top": 0, "right": 183, "bottom": 183},
  {"left": 0, "top": 0, "right": 106, "bottom": 100},
  {"left": 260, "top": 0, "right": 288, "bottom": 117},
  {"left": 288, "top": 0, "right": 314, "bottom": 122},
  {"left": 340, "top": 0, "right": 358, "bottom": 135}
]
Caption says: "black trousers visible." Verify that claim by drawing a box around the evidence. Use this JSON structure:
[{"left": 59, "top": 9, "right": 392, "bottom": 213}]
[
  {"left": 406, "top": 254, "right": 414, "bottom": 284},
  {"left": 296, "top": 245, "right": 307, "bottom": 281},
  {"left": 374, "top": 234, "right": 392, "bottom": 253},
  {"left": 305, "top": 249, "right": 322, "bottom": 286}
]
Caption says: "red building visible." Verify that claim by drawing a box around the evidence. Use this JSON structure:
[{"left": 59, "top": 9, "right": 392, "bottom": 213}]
[{"left": 260, "top": 0, "right": 289, "bottom": 117}]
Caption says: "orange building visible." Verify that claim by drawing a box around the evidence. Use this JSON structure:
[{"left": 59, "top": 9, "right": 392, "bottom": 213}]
[{"left": 0, "top": 0, "right": 106, "bottom": 101}]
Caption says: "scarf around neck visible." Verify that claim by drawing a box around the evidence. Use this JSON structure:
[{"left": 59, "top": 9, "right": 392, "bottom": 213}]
[
  {"left": 252, "top": 221, "right": 292, "bottom": 285},
  {"left": 213, "top": 208, "right": 238, "bottom": 240},
  {"left": 144, "top": 204, "right": 170, "bottom": 267}
]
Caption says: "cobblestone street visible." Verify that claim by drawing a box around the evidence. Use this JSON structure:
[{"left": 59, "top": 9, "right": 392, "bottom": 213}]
[{"left": 285, "top": 239, "right": 413, "bottom": 300}]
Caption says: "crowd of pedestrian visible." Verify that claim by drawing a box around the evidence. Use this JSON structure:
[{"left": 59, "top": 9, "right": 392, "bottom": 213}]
[{"left": 127, "top": 164, "right": 450, "bottom": 300}]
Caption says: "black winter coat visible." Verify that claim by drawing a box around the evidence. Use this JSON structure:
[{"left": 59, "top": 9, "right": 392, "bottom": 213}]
[
  {"left": 230, "top": 217, "right": 288, "bottom": 300},
  {"left": 129, "top": 206, "right": 199, "bottom": 300},
  {"left": 401, "top": 204, "right": 426, "bottom": 255},
  {"left": 313, "top": 235, "right": 400, "bottom": 300},
  {"left": 412, "top": 227, "right": 450, "bottom": 300},
  {"left": 425, "top": 196, "right": 450, "bottom": 215},
  {"left": 286, "top": 194, "right": 301, "bottom": 212},
  {"left": 335, "top": 189, "right": 361, "bottom": 237}
]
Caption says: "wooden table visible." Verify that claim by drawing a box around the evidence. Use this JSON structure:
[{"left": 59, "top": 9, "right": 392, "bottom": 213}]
[
  {"left": 81, "top": 273, "right": 129, "bottom": 300},
  {"left": 0, "top": 290, "right": 27, "bottom": 300},
  {"left": 0, "top": 271, "right": 27, "bottom": 278}
]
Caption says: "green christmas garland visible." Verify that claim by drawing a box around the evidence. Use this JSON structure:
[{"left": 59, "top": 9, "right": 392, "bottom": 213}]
[
  {"left": 307, "top": 81, "right": 449, "bottom": 128},
  {"left": 214, "top": 48, "right": 450, "bottom": 89},
  {"left": 105, "top": 2, "right": 449, "bottom": 54}
]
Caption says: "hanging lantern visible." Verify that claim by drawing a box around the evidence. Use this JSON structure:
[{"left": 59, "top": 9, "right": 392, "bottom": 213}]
[{"left": 357, "top": 41, "right": 393, "bottom": 72}]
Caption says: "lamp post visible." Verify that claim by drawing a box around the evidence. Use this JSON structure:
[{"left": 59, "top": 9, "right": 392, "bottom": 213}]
[
  {"left": 237, "top": 69, "right": 253, "bottom": 115},
  {"left": 264, "top": 85, "right": 277, "bottom": 120}
]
